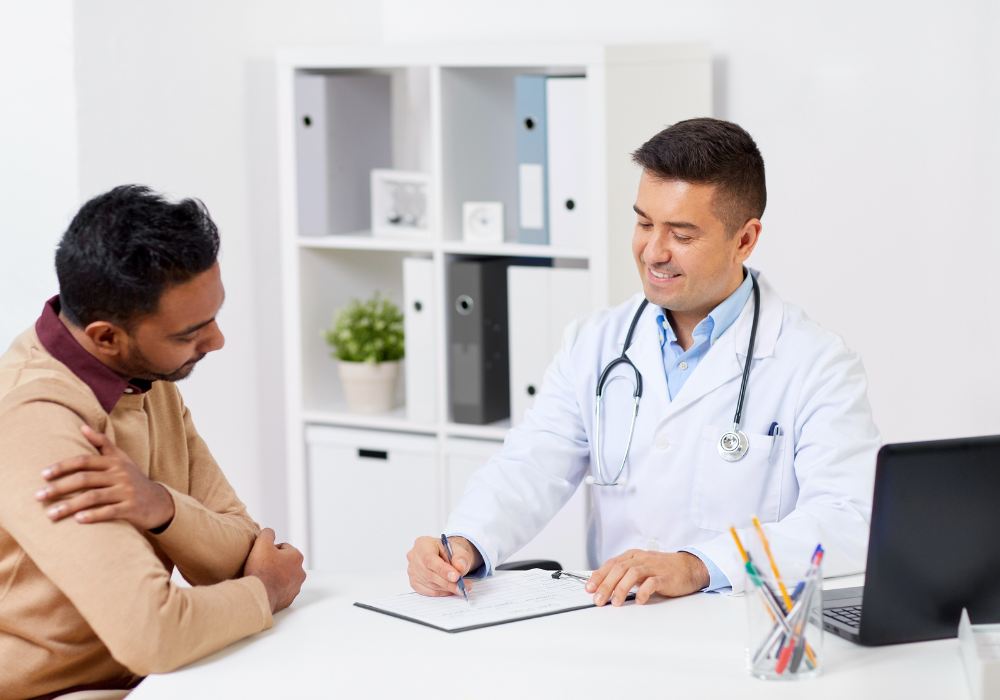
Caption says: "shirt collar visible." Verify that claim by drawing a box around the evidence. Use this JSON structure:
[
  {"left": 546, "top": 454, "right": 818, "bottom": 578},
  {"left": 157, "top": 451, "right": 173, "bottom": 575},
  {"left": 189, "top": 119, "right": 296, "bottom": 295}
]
[
  {"left": 654, "top": 271, "right": 755, "bottom": 347},
  {"left": 35, "top": 296, "right": 152, "bottom": 413}
]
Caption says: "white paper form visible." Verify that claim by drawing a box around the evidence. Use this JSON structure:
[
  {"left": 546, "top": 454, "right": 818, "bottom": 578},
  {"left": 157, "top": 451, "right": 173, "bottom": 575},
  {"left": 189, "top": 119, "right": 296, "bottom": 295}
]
[{"left": 355, "top": 570, "right": 597, "bottom": 633}]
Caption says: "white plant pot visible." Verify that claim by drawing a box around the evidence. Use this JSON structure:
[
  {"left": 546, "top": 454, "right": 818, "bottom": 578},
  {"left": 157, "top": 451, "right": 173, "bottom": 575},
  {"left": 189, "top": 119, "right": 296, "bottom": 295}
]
[{"left": 338, "top": 360, "right": 401, "bottom": 414}]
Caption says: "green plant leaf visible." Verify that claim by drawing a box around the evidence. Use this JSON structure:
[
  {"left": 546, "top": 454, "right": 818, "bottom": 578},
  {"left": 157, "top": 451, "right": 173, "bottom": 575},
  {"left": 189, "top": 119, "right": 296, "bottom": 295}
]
[{"left": 323, "top": 291, "right": 405, "bottom": 363}]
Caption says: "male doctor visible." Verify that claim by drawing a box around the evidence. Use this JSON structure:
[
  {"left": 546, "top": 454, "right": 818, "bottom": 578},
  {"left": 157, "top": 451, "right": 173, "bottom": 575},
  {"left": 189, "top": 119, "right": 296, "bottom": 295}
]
[{"left": 406, "top": 117, "right": 880, "bottom": 606}]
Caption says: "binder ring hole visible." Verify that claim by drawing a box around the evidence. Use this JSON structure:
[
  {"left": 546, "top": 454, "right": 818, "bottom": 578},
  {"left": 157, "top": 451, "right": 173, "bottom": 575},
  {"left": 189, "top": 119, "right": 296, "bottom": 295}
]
[
  {"left": 456, "top": 295, "right": 474, "bottom": 316},
  {"left": 527, "top": 385, "right": 536, "bottom": 396},
  {"left": 303, "top": 115, "right": 312, "bottom": 127},
  {"left": 565, "top": 199, "right": 575, "bottom": 210},
  {"left": 414, "top": 301, "right": 422, "bottom": 312},
  {"left": 524, "top": 117, "right": 535, "bottom": 130}
]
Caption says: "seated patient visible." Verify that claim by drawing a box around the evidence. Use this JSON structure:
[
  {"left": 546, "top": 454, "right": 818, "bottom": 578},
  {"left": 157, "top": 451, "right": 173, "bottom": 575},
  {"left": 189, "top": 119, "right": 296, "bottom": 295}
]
[{"left": 0, "top": 186, "right": 305, "bottom": 699}]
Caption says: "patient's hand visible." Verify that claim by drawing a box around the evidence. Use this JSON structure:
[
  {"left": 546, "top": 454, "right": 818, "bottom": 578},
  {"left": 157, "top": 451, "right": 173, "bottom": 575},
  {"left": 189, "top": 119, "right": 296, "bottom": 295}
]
[
  {"left": 243, "top": 528, "right": 306, "bottom": 613},
  {"left": 36, "top": 425, "right": 175, "bottom": 531}
]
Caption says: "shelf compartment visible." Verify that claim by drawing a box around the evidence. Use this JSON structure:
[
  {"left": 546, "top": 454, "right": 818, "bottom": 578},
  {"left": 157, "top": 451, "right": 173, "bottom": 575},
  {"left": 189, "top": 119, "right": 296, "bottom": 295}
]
[
  {"left": 298, "top": 247, "right": 410, "bottom": 415},
  {"left": 443, "top": 420, "right": 511, "bottom": 441},
  {"left": 302, "top": 408, "right": 437, "bottom": 436},
  {"left": 297, "top": 234, "right": 435, "bottom": 253},
  {"left": 441, "top": 240, "right": 589, "bottom": 259}
]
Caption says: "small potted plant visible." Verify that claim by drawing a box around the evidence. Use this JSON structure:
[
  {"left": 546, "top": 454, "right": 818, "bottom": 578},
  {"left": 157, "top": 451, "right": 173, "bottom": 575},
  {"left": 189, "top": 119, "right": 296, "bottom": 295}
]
[{"left": 323, "top": 292, "right": 404, "bottom": 414}]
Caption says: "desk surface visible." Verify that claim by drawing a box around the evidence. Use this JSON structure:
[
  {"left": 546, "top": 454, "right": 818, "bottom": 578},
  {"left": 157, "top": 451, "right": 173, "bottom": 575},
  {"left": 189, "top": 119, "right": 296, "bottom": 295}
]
[{"left": 130, "top": 571, "right": 970, "bottom": 699}]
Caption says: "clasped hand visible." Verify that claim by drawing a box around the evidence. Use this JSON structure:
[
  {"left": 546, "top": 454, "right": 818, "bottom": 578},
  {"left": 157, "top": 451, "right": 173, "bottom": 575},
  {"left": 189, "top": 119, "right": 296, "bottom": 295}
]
[
  {"left": 35, "top": 424, "right": 175, "bottom": 531},
  {"left": 585, "top": 550, "right": 711, "bottom": 606}
]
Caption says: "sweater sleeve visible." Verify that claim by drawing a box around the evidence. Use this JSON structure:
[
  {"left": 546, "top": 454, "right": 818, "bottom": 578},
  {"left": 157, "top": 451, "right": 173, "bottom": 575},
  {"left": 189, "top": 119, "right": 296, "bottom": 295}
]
[
  {"left": 149, "top": 404, "right": 260, "bottom": 586},
  {"left": 0, "top": 395, "right": 273, "bottom": 675}
]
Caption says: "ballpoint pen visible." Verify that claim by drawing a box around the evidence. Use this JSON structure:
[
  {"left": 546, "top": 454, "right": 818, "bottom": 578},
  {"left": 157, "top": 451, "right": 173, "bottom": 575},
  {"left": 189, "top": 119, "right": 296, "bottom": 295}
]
[
  {"left": 551, "top": 570, "right": 589, "bottom": 583},
  {"left": 440, "top": 534, "right": 469, "bottom": 603}
]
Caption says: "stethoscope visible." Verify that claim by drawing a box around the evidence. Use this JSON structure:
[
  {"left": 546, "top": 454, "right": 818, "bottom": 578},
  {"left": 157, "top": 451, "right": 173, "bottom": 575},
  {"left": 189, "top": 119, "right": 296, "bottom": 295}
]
[{"left": 585, "top": 271, "right": 761, "bottom": 487}]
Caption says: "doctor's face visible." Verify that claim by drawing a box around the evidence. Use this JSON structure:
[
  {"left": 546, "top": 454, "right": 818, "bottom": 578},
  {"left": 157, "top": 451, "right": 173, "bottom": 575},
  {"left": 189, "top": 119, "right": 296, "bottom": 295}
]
[{"left": 631, "top": 172, "right": 760, "bottom": 319}]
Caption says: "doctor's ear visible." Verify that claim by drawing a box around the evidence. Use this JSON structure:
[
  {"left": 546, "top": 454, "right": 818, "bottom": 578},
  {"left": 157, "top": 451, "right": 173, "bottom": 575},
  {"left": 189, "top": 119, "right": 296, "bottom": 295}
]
[{"left": 734, "top": 219, "right": 762, "bottom": 260}]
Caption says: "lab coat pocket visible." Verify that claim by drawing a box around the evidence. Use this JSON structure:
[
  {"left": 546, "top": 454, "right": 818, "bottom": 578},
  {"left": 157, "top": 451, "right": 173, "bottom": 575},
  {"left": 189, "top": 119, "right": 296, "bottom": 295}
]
[{"left": 690, "top": 425, "right": 783, "bottom": 533}]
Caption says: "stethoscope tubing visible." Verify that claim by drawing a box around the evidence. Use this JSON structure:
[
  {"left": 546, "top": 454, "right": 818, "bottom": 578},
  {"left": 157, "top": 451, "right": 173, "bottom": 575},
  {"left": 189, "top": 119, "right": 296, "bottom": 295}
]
[{"left": 590, "top": 269, "right": 761, "bottom": 486}]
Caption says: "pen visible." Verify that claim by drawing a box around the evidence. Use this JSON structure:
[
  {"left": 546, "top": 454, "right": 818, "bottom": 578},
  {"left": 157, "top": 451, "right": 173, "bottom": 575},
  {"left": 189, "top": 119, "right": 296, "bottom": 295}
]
[
  {"left": 768, "top": 422, "right": 779, "bottom": 436},
  {"left": 439, "top": 534, "right": 469, "bottom": 603},
  {"left": 791, "top": 545, "right": 823, "bottom": 601},
  {"left": 752, "top": 516, "right": 794, "bottom": 613},
  {"left": 551, "top": 570, "right": 589, "bottom": 583}
]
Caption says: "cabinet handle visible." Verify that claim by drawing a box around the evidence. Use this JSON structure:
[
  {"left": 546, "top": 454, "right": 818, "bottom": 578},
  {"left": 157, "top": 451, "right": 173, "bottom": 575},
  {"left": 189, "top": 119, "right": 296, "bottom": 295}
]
[{"left": 358, "top": 449, "right": 388, "bottom": 460}]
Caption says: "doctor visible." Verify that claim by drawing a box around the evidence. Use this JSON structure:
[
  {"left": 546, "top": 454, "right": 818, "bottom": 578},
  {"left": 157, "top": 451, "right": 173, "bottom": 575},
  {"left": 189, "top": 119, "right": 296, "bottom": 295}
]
[{"left": 406, "top": 117, "right": 880, "bottom": 606}]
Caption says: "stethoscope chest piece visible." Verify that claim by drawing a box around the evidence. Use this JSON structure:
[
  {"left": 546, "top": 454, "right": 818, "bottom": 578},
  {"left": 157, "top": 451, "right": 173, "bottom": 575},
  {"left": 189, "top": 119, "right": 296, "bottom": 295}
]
[{"left": 718, "top": 428, "right": 749, "bottom": 462}]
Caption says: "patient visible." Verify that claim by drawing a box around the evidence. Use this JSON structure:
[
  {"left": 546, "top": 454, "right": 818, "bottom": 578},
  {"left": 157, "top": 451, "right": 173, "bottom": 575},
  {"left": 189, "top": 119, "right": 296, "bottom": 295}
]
[{"left": 0, "top": 186, "right": 305, "bottom": 699}]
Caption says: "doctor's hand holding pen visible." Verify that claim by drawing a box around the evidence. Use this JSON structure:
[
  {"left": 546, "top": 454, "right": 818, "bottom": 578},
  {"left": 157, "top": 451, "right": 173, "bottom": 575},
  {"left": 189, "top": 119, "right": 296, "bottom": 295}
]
[
  {"left": 586, "top": 550, "right": 711, "bottom": 606},
  {"left": 407, "top": 536, "right": 483, "bottom": 597}
]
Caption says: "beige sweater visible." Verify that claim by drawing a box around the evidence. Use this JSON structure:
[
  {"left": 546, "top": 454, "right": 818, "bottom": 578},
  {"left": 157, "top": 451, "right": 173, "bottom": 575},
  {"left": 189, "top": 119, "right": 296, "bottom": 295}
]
[{"left": 0, "top": 326, "right": 272, "bottom": 700}]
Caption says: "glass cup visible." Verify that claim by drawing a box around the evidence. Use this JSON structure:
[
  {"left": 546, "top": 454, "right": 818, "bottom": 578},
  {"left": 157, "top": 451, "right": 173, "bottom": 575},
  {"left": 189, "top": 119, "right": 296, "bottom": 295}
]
[{"left": 745, "top": 564, "right": 824, "bottom": 680}]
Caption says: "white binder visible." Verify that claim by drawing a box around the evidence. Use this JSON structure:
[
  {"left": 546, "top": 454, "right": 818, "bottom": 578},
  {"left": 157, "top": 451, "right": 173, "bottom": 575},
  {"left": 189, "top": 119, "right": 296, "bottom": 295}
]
[
  {"left": 294, "top": 73, "right": 329, "bottom": 237},
  {"left": 546, "top": 77, "right": 587, "bottom": 250},
  {"left": 403, "top": 258, "right": 437, "bottom": 423},
  {"left": 507, "top": 267, "right": 591, "bottom": 425}
]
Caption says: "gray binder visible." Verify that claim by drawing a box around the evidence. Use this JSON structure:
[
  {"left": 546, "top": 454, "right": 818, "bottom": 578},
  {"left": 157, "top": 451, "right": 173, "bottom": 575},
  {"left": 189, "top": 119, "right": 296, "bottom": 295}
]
[{"left": 448, "top": 258, "right": 512, "bottom": 425}]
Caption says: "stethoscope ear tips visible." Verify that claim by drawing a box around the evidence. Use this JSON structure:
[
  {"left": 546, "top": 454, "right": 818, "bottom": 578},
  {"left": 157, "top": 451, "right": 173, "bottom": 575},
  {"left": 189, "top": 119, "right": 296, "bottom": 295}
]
[{"left": 584, "top": 475, "right": 596, "bottom": 485}]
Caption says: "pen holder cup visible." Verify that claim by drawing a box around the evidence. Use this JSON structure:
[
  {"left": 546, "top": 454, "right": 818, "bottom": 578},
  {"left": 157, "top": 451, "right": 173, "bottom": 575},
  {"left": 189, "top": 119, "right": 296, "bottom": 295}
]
[{"left": 745, "top": 565, "right": 823, "bottom": 680}]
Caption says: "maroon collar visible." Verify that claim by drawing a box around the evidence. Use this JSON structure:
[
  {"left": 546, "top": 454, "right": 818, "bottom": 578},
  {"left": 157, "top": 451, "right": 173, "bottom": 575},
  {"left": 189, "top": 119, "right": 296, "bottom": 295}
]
[{"left": 35, "top": 296, "right": 151, "bottom": 413}]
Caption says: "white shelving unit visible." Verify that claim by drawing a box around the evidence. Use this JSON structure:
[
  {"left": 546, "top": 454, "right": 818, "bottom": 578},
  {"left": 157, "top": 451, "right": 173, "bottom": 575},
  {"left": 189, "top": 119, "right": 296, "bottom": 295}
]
[{"left": 277, "top": 43, "right": 712, "bottom": 565}]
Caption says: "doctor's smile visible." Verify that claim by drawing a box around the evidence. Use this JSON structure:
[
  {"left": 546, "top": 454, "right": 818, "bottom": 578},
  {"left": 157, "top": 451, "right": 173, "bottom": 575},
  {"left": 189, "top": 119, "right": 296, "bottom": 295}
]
[{"left": 408, "top": 116, "right": 879, "bottom": 612}]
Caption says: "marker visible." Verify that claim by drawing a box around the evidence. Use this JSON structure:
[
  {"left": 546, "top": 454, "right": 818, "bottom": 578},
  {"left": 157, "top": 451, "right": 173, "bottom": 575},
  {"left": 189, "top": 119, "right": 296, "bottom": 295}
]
[{"left": 439, "top": 534, "right": 469, "bottom": 603}]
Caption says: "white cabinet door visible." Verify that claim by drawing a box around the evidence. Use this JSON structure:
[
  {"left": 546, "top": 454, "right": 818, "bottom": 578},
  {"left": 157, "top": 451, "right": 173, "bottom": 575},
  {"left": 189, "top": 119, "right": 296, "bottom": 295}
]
[
  {"left": 444, "top": 438, "right": 589, "bottom": 571},
  {"left": 307, "top": 426, "right": 437, "bottom": 571}
]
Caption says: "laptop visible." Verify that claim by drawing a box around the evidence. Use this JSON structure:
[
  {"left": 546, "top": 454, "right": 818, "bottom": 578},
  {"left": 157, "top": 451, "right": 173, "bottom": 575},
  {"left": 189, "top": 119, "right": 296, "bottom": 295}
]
[{"left": 823, "top": 434, "right": 1000, "bottom": 645}]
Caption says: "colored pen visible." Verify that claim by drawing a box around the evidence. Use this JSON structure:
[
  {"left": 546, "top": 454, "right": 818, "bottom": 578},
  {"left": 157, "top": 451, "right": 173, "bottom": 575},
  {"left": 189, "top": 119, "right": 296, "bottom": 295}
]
[
  {"left": 791, "top": 545, "right": 824, "bottom": 601},
  {"left": 752, "top": 516, "right": 794, "bottom": 613},
  {"left": 440, "top": 534, "right": 469, "bottom": 603}
]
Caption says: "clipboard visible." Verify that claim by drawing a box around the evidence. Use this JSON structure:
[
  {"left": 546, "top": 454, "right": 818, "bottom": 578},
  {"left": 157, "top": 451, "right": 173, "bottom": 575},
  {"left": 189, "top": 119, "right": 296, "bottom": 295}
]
[{"left": 354, "top": 569, "right": 635, "bottom": 633}]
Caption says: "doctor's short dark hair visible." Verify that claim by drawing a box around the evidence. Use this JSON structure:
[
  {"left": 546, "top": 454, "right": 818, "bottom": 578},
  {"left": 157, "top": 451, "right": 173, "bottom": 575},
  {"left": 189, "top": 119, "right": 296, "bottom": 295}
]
[
  {"left": 55, "top": 185, "right": 220, "bottom": 329},
  {"left": 632, "top": 117, "right": 766, "bottom": 237}
]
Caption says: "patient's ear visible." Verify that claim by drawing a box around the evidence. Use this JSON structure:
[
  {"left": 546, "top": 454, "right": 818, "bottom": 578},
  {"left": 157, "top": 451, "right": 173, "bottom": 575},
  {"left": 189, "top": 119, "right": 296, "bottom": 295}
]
[{"left": 83, "top": 321, "right": 128, "bottom": 358}]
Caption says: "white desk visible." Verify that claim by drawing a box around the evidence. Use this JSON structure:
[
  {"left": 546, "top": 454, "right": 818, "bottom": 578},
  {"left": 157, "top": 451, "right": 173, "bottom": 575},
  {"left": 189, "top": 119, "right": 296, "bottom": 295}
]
[{"left": 130, "top": 571, "right": 970, "bottom": 699}]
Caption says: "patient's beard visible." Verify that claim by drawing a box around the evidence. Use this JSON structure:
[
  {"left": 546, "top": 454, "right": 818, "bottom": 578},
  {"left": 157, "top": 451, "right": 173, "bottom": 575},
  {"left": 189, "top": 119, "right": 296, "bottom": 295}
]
[{"left": 118, "top": 337, "right": 206, "bottom": 383}]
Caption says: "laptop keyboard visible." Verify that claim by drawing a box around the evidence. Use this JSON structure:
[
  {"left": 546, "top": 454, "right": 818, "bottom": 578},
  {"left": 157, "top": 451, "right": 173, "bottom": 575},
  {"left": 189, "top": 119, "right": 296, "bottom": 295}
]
[{"left": 824, "top": 604, "right": 862, "bottom": 629}]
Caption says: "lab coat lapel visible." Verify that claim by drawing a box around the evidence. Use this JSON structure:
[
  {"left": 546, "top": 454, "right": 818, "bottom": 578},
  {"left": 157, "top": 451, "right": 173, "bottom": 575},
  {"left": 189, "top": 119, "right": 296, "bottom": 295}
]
[{"left": 655, "top": 270, "right": 783, "bottom": 423}]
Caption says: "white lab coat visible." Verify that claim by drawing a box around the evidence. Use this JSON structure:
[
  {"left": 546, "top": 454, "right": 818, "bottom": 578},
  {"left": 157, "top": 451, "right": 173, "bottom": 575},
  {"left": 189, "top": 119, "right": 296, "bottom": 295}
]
[{"left": 445, "top": 271, "right": 881, "bottom": 593}]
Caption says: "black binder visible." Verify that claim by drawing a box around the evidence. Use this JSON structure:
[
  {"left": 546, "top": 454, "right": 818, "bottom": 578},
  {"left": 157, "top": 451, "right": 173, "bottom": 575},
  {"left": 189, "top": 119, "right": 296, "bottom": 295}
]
[{"left": 448, "top": 258, "right": 513, "bottom": 425}]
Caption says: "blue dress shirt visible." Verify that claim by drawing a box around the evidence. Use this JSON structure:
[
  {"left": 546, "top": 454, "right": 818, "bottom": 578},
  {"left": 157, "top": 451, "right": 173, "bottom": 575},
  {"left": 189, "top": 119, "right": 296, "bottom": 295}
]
[{"left": 662, "top": 273, "right": 754, "bottom": 592}]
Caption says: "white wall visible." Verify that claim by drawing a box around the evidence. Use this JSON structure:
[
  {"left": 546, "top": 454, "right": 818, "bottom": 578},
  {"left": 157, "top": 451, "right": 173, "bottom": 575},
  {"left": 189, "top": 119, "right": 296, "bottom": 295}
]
[
  {"left": 73, "top": 1, "right": 380, "bottom": 539},
  {"left": 0, "top": 0, "right": 78, "bottom": 347},
  {"left": 3, "top": 0, "right": 998, "bottom": 543},
  {"left": 381, "top": 0, "right": 1000, "bottom": 444}
]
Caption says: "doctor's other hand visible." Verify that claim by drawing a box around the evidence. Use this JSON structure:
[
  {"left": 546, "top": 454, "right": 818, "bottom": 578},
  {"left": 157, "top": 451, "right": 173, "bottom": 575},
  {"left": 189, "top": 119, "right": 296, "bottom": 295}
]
[
  {"left": 586, "top": 550, "right": 710, "bottom": 606},
  {"left": 407, "top": 535, "right": 482, "bottom": 597},
  {"left": 243, "top": 528, "right": 307, "bottom": 614}
]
